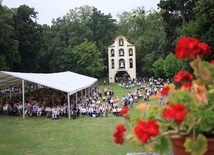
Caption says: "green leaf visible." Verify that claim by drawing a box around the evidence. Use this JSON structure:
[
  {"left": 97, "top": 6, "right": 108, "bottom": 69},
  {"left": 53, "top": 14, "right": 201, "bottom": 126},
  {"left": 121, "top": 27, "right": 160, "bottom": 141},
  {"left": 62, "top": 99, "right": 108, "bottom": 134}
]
[
  {"left": 184, "top": 134, "right": 207, "bottom": 155},
  {"left": 153, "top": 136, "right": 171, "bottom": 154}
]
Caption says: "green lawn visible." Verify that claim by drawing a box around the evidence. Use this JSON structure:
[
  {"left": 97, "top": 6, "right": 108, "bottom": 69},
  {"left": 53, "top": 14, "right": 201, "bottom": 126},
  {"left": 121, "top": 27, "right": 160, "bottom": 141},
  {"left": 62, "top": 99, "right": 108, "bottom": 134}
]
[
  {"left": 0, "top": 84, "right": 151, "bottom": 155},
  {"left": 0, "top": 114, "right": 146, "bottom": 155}
]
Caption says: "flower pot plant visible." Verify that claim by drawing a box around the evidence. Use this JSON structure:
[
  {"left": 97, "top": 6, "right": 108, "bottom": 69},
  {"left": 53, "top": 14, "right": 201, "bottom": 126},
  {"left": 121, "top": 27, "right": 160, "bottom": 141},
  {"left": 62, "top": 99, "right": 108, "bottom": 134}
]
[{"left": 113, "top": 37, "right": 214, "bottom": 155}]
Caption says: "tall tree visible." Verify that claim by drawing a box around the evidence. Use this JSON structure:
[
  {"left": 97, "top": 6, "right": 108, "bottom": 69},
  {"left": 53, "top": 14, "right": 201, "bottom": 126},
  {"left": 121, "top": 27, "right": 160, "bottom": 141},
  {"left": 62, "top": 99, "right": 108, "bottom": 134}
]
[
  {"left": 37, "top": 24, "right": 52, "bottom": 72},
  {"left": 116, "top": 11, "right": 135, "bottom": 37},
  {"left": 45, "top": 5, "right": 117, "bottom": 76},
  {"left": 48, "top": 15, "right": 93, "bottom": 72},
  {"left": 158, "top": 0, "right": 195, "bottom": 56},
  {"left": 194, "top": 0, "right": 214, "bottom": 21},
  {"left": 87, "top": 8, "right": 117, "bottom": 75},
  {"left": 62, "top": 39, "right": 104, "bottom": 77},
  {"left": 12, "top": 5, "right": 42, "bottom": 72},
  {"left": 65, "top": 5, "right": 93, "bottom": 23},
  {"left": 0, "top": 5, "right": 19, "bottom": 70}
]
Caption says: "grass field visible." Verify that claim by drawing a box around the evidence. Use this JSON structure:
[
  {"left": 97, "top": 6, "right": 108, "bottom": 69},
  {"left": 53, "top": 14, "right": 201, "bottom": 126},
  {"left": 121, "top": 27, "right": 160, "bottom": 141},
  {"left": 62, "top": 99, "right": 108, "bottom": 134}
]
[{"left": 0, "top": 83, "right": 151, "bottom": 155}]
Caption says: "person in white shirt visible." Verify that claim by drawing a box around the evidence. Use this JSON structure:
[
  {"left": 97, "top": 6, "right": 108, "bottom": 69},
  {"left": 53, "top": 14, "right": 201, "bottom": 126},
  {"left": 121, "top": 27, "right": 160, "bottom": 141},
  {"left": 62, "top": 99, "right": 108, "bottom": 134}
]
[
  {"left": 45, "top": 106, "right": 52, "bottom": 118},
  {"left": 112, "top": 106, "right": 117, "bottom": 117},
  {"left": 37, "top": 105, "right": 42, "bottom": 117},
  {"left": 88, "top": 106, "right": 94, "bottom": 117},
  {"left": 52, "top": 106, "right": 58, "bottom": 119},
  {"left": 129, "top": 97, "right": 134, "bottom": 107}
]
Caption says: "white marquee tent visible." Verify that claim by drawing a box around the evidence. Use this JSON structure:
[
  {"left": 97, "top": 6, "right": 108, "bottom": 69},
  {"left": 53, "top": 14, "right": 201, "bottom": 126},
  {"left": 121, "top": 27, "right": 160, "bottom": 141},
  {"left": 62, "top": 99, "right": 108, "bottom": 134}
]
[{"left": 0, "top": 71, "right": 98, "bottom": 119}]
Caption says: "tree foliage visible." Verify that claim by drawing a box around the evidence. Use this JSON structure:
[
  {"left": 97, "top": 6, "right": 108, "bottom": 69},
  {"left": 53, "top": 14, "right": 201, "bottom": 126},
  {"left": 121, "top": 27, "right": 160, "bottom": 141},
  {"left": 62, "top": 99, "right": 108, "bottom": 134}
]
[
  {"left": 163, "top": 53, "right": 187, "bottom": 78},
  {"left": 45, "top": 6, "right": 116, "bottom": 76},
  {"left": 158, "top": 0, "right": 195, "bottom": 56},
  {"left": 0, "top": 5, "right": 19, "bottom": 70},
  {"left": 12, "top": 5, "right": 42, "bottom": 72},
  {"left": 153, "top": 58, "right": 165, "bottom": 78},
  {"left": 62, "top": 39, "right": 104, "bottom": 77}
]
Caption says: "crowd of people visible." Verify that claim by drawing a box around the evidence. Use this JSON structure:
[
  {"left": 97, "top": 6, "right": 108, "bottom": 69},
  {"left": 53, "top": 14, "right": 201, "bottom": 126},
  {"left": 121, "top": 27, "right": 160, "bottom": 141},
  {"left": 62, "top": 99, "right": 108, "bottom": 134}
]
[
  {"left": 0, "top": 76, "right": 168, "bottom": 119},
  {"left": 0, "top": 86, "right": 131, "bottom": 119}
]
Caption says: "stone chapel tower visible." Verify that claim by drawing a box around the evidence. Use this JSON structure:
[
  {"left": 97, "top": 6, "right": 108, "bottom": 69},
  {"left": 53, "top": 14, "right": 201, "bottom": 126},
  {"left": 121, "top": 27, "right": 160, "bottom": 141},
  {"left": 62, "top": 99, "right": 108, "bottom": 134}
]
[{"left": 108, "top": 35, "right": 136, "bottom": 83}]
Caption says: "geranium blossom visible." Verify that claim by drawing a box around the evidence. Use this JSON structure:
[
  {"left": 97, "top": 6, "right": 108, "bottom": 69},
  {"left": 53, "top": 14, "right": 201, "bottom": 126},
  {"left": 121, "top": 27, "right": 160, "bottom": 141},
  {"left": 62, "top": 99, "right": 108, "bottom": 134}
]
[
  {"left": 160, "top": 86, "right": 170, "bottom": 96},
  {"left": 113, "top": 124, "right": 126, "bottom": 145},
  {"left": 174, "top": 70, "right": 193, "bottom": 83},
  {"left": 175, "top": 37, "right": 199, "bottom": 59},
  {"left": 197, "top": 42, "right": 211, "bottom": 56},
  {"left": 181, "top": 83, "right": 192, "bottom": 90},
  {"left": 120, "top": 106, "right": 129, "bottom": 115},
  {"left": 175, "top": 37, "right": 211, "bottom": 60},
  {"left": 134, "top": 120, "right": 159, "bottom": 142},
  {"left": 163, "top": 103, "right": 188, "bottom": 124}
]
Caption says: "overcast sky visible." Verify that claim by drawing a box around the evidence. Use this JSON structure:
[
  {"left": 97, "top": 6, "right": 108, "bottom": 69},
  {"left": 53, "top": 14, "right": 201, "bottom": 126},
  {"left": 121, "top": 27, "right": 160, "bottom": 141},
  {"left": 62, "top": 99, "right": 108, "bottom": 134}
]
[{"left": 3, "top": 0, "right": 160, "bottom": 25}]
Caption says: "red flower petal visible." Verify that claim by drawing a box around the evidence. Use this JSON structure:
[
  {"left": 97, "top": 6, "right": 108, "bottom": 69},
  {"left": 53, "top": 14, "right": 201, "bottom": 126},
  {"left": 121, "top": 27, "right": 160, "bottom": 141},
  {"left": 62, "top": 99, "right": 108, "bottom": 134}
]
[
  {"left": 160, "top": 86, "right": 170, "bottom": 96},
  {"left": 113, "top": 124, "right": 126, "bottom": 145},
  {"left": 175, "top": 37, "right": 199, "bottom": 60},
  {"left": 163, "top": 103, "right": 188, "bottom": 124},
  {"left": 174, "top": 70, "right": 193, "bottom": 83},
  {"left": 175, "top": 37, "right": 210, "bottom": 59},
  {"left": 120, "top": 106, "right": 129, "bottom": 115},
  {"left": 181, "top": 83, "right": 192, "bottom": 90},
  {"left": 134, "top": 120, "right": 159, "bottom": 143},
  {"left": 198, "top": 42, "right": 211, "bottom": 56}
]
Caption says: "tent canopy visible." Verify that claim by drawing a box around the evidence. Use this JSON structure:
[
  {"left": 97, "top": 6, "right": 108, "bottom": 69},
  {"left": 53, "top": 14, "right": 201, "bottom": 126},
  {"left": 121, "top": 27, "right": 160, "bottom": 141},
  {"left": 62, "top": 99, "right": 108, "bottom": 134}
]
[{"left": 0, "top": 71, "right": 97, "bottom": 95}]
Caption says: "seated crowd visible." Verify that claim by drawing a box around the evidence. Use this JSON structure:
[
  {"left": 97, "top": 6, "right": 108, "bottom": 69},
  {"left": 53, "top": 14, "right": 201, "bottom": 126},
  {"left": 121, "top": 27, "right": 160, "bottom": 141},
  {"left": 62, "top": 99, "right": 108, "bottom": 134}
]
[
  {"left": 0, "top": 78, "right": 163, "bottom": 120},
  {"left": 0, "top": 87, "right": 127, "bottom": 119}
]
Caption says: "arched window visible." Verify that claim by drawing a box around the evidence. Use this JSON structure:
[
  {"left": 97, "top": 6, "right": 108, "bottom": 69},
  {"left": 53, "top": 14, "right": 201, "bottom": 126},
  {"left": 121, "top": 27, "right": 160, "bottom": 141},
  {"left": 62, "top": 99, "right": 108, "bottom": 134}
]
[
  {"left": 129, "top": 48, "right": 133, "bottom": 56},
  {"left": 119, "top": 49, "right": 124, "bottom": 56},
  {"left": 111, "top": 49, "right": 114, "bottom": 57},
  {"left": 129, "top": 58, "right": 133, "bottom": 68},
  {"left": 119, "top": 39, "right": 124, "bottom": 46},
  {"left": 119, "top": 59, "right": 125, "bottom": 68},
  {"left": 111, "top": 59, "right": 114, "bottom": 69}
]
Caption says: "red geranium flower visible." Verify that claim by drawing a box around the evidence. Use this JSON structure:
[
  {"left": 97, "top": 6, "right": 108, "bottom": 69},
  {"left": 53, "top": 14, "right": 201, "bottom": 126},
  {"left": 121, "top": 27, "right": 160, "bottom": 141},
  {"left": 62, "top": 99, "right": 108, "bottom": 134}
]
[
  {"left": 160, "top": 86, "right": 170, "bottom": 96},
  {"left": 197, "top": 42, "right": 211, "bottom": 57},
  {"left": 174, "top": 70, "right": 193, "bottom": 83},
  {"left": 181, "top": 83, "right": 192, "bottom": 90},
  {"left": 134, "top": 120, "right": 159, "bottom": 143},
  {"left": 120, "top": 106, "right": 129, "bottom": 115},
  {"left": 175, "top": 37, "right": 199, "bottom": 60},
  {"left": 175, "top": 37, "right": 211, "bottom": 60},
  {"left": 163, "top": 103, "right": 188, "bottom": 124},
  {"left": 113, "top": 124, "right": 126, "bottom": 145},
  {"left": 210, "top": 60, "right": 214, "bottom": 65}
]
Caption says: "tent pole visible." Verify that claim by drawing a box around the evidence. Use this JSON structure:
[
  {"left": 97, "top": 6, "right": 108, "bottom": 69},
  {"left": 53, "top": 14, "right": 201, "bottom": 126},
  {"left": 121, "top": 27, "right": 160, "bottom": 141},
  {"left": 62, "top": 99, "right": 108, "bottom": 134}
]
[
  {"left": 76, "top": 92, "right": 77, "bottom": 106},
  {"left": 88, "top": 87, "right": 90, "bottom": 96},
  {"left": 9, "top": 86, "right": 11, "bottom": 99},
  {"left": 81, "top": 90, "right": 83, "bottom": 101},
  {"left": 22, "top": 80, "right": 25, "bottom": 119},
  {"left": 68, "top": 94, "right": 70, "bottom": 119}
]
